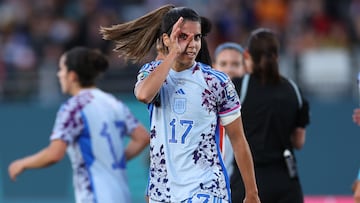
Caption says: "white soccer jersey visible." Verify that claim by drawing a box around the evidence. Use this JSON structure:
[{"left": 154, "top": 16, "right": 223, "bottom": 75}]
[
  {"left": 50, "top": 88, "right": 139, "bottom": 203},
  {"left": 137, "top": 61, "right": 241, "bottom": 202}
]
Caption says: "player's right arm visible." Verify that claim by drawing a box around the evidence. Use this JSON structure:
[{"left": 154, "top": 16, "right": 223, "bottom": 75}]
[
  {"left": 135, "top": 17, "right": 185, "bottom": 103},
  {"left": 8, "top": 139, "right": 67, "bottom": 181},
  {"left": 134, "top": 52, "right": 177, "bottom": 104}
]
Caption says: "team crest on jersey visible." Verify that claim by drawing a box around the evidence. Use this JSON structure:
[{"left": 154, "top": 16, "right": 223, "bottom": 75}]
[
  {"left": 225, "top": 83, "right": 236, "bottom": 99},
  {"left": 173, "top": 98, "right": 186, "bottom": 114},
  {"left": 137, "top": 71, "right": 149, "bottom": 81}
]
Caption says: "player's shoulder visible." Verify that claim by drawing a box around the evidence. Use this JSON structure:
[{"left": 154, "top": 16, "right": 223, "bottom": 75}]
[
  {"left": 196, "top": 62, "right": 229, "bottom": 83},
  {"left": 139, "top": 60, "right": 162, "bottom": 72},
  {"left": 60, "top": 90, "right": 94, "bottom": 112}
]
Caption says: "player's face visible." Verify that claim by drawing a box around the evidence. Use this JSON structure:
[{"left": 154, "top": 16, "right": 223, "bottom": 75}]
[
  {"left": 214, "top": 49, "right": 245, "bottom": 79},
  {"left": 57, "top": 55, "right": 70, "bottom": 94},
  {"left": 176, "top": 20, "right": 201, "bottom": 70}
]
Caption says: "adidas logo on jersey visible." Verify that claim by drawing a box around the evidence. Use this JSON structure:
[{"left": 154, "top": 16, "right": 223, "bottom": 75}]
[{"left": 175, "top": 89, "right": 185, "bottom": 95}]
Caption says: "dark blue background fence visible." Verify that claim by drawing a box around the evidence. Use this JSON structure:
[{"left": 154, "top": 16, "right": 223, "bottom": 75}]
[{"left": 1, "top": 95, "right": 359, "bottom": 203}]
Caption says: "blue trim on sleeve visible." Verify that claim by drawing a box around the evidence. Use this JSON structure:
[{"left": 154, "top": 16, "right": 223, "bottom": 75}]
[
  {"left": 199, "top": 63, "right": 229, "bottom": 82},
  {"left": 139, "top": 60, "right": 162, "bottom": 72}
]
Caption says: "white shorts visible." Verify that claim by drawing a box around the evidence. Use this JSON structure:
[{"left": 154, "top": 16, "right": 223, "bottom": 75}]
[{"left": 149, "top": 193, "right": 229, "bottom": 203}]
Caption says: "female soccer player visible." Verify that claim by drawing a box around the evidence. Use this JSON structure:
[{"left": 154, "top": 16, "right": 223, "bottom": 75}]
[
  {"left": 213, "top": 42, "right": 246, "bottom": 79},
  {"left": 100, "top": 5, "right": 260, "bottom": 203},
  {"left": 8, "top": 47, "right": 150, "bottom": 203}
]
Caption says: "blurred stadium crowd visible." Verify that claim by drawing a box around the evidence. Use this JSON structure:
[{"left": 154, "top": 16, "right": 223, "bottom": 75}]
[{"left": 0, "top": 0, "right": 359, "bottom": 103}]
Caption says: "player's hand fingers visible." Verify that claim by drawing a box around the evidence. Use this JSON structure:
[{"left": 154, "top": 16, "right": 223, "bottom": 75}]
[
  {"left": 171, "top": 17, "right": 183, "bottom": 36},
  {"left": 170, "top": 18, "right": 183, "bottom": 42},
  {"left": 8, "top": 161, "right": 23, "bottom": 181},
  {"left": 185, "top": 33, "right": 195, "bottom": 45},
  {"left": 167, "top": 18, "right": 183, "bottom": 55}
]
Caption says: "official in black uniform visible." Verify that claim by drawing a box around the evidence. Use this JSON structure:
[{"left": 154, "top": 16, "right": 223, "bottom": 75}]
[{"left": 231, "top": 28, "right": 310, "bottom": 203}]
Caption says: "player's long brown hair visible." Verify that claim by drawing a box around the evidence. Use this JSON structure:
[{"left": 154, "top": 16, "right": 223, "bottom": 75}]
[{"left": 100, "top": 5, "right": 212, "bottom": 65}]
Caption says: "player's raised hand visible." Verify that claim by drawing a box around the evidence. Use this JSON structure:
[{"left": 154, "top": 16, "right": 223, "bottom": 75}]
[
  {"left": 8, "top": 159, "right": 25, "bottom": 181},
  {"left": 166, "top": 17, "right": 184, "bottom": 56}
]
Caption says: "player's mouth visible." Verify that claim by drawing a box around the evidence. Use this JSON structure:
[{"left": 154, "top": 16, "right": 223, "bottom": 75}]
[{"left": 185, "top": 51, "right": 196, "bottom": 58}]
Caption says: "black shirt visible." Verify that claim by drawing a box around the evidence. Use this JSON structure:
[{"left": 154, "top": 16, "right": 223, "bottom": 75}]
[{"left": 232, "top": 75, "right": 309, "bottom": 165}]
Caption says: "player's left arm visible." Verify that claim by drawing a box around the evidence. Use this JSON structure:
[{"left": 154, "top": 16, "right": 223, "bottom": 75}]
[
  {"left": 125, "top": 124, "right": 150, "bottom": 161},
  {"left": 8, "top": 139, "right": 67, "bottom": 181},
  {"left": 225, "top": 117, "right": 260, "bottom": 203}
]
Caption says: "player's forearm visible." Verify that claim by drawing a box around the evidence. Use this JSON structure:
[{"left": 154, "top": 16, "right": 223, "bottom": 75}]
[
  {"left": 125, "top": 141, "right": 143, "bottom": 160},
  {"left": 125, "top": 125, "right": 150, "bottom": 160},
  {"left": 225, "top": 117, "right": 258, "bottom": 195},
  {"left": 233, "top": 139, "right": 258, "bottom": 196},
  {"left": 135, "top": 52, "right": 177, "bottom": 103},
  {"left": 125, "top": 136, "right": 149, "bottom": 160},
  {"left": 21, "top": 147, "right": 60, "bottom": 169}
]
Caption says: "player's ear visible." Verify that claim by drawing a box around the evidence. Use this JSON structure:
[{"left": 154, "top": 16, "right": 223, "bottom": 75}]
[
  {"left": 68, "top": 70, "right": 78, "bottom": 83},
  {"left": 162, "top": 33, "right": 170, "bottom": 47}
]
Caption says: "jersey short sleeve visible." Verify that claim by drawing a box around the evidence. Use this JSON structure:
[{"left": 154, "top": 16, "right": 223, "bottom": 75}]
[
  {"left": 200, "top": 63, "right": 241, "bottom": 126},
  {"left": 119, "top": 101, "right": 140, "bottom": 136},
  {"left": 50, "top": 103, "right": 84, "bottom": 144},
  {"left": 135, "top": 60, "right": 162, "bottom": 86},
  {"left": 214, "top": 75, "right": 241, "bottom": 125}
]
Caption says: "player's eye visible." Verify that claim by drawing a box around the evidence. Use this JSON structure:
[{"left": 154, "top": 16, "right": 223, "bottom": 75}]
[
  {"left": 232, "top": 62, "right": 241, "bottom": 67},
  {"left": 219, "top": 61, "right": 227, "bottom": 67},
  {"left": 194, "top": 34, "right": 202, "bottom": 41},
  {"left": 179, "top": 33, "right": 188, "bottom": 40}
]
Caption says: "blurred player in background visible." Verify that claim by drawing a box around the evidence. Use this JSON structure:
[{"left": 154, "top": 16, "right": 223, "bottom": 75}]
[
  {"left": 213, "top": 42, "right": 246, "bottom": 79},
  {"left": 8, "top": 47, "right": 150, "bottom": 203},
  {"left": 100, "top": 4, "right": 260, "bottom": 203}
]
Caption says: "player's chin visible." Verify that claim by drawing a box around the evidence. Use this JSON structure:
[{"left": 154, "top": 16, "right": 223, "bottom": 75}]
[{"left": 181, "top": 55, "right": 196, "bottom": 67}]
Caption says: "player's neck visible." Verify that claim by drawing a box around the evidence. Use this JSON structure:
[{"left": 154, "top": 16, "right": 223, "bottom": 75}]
[{"left": 71, "top": 85, "right": 96, "bottom": 96}]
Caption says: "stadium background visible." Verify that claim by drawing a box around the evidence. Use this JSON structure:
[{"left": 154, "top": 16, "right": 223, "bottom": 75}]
[{"left": 1, "top": 0, "right": 360, "bottom": 202}]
